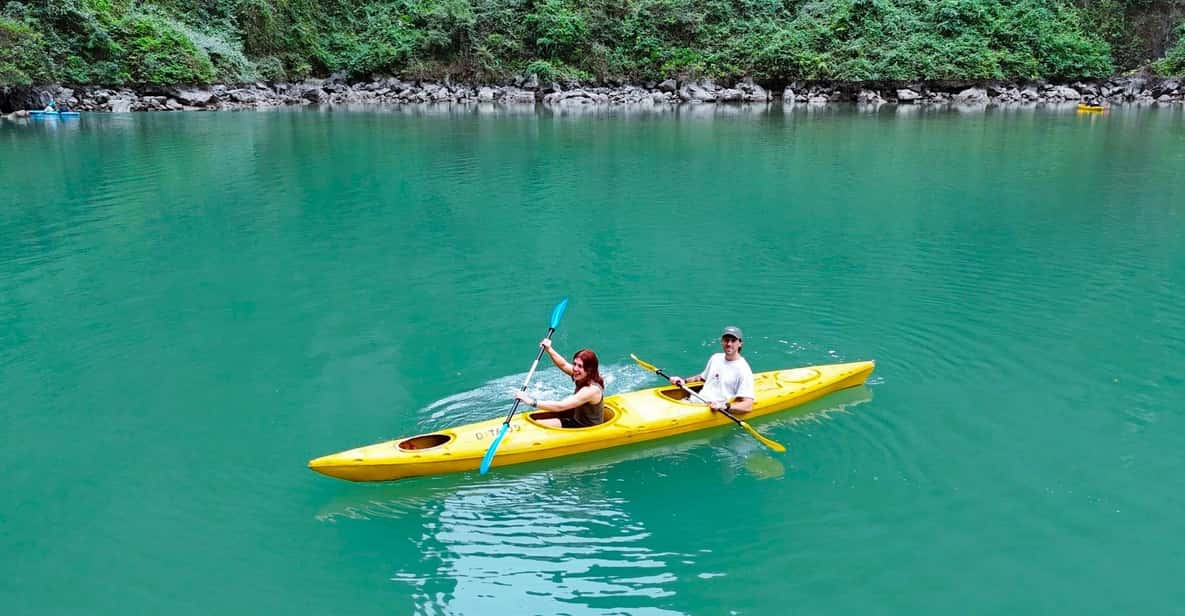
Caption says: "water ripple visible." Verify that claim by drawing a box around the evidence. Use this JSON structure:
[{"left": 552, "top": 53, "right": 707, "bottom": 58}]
[{"left": 6, "top": 107, "right": 1185, "bottom": 615}]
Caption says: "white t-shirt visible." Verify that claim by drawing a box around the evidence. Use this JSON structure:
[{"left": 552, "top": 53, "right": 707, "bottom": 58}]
[{"left": 696, "top": 353, "right": 755, "bottom": 403}]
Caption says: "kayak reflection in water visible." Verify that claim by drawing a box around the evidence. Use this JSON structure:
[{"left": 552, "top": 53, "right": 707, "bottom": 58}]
[
  {"left": 513, "top": 339, "right": 605, "bottom": 428},
  {"left": 668, "top": 325, "right": 756, "bottom": 414}
]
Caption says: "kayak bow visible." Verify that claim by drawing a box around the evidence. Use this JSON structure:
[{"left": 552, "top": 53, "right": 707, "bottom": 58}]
[
  {"left": 309, "top": 360, "right": 874, "bottom": 482},
  {"left": 29, "top": 110, "right": 81, "bottom": 118}
]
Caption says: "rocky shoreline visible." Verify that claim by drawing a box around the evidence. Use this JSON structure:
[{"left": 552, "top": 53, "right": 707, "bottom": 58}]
[{"left": 3, "top": 75, "right": 1182, "bottom": 115}]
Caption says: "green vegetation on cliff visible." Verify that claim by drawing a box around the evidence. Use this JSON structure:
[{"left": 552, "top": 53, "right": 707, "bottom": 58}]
[
  {"left": 1158, "top": 23, "right": 1185, "bottom": 73},
  {"left": 1, "top": 0, "right": 1182, "bottom": 85}
]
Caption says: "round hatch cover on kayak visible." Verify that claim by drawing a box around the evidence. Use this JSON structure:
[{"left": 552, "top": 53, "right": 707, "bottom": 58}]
[
  {"left": 398, "top": 433, "right": 452, "bottom": 451},
  {"left": 777, "top": 368, "right": 820, "bottom": 383}
]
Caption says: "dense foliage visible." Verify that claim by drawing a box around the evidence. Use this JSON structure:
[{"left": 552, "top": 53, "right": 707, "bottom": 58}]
[
  {"left": 0, "top": 0, "right": 1181, "bottom": 84},
  {"left": 1157, "top": 22, "right": 1185, "bottom": 74},
  {"left": 1, "top": 15, "right": 50, "bottom": 84}
]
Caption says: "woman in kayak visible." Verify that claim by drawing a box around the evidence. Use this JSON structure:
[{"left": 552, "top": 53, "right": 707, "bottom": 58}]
[{"left": 513, "top": 339, "right": 605, "bottom": 428}]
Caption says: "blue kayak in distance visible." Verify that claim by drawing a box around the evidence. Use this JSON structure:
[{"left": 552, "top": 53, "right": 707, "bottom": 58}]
[{"left": 29, "top": 110, "right": 81, "bottom": 118}]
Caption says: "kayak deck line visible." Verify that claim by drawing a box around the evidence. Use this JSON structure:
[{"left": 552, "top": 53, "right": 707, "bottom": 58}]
[{"left": 309, "top": 360, "right": 875, "bottom": 482}]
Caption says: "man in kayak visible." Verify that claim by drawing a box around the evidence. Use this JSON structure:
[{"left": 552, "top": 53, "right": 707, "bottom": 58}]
[
  {"left": 668, "top": 326, "right": 755, "bottom": 413},
  {"left": 513, "top": 340, "right": 605, "bottom": 428}
]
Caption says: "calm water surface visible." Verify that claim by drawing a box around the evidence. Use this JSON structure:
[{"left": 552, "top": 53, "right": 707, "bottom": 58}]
[{"left": 3, "top": 105, "right": 1184, "bottom": 614}]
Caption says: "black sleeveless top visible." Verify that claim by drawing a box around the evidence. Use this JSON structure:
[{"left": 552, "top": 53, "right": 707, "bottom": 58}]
[{"left": 563, "top": 386, "right": 604, "bottom": 428}]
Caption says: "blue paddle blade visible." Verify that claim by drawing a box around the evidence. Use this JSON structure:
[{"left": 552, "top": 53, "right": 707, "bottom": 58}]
[
  {"left": 550, "top": 297, "right": 569, "bottom": 329},
  {"left": 479, "top": 423, "right": 510, "bottom": 475}
]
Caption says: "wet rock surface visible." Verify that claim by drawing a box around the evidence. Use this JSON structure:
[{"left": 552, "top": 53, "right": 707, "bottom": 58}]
[{"left": 3, "top": 76, "right": 1181, "bottom": 117}]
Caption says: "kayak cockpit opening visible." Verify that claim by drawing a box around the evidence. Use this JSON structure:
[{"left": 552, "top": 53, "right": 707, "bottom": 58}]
[
  {"left": 527, "top": 408, "right": 618, "bottom": 428},
  {"left": 398, "top": 433, "right": 452, "bottom": 451},
  {"left": 656, "top": 385, "right": 704, "bottom": 403}
]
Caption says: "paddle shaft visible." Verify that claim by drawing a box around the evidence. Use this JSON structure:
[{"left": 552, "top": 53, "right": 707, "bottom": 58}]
[
  {"left": 650, "top": 367, "right": 751, "bottom": 427},
  {"left": 501, "top": 327, "right": 555, "bottom": 425},
  {"left": 630, "top": 352, "right": 784, "bottom": 453}
]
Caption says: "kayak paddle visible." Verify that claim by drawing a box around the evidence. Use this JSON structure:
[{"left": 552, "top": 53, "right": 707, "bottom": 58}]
[
  {"left": 480, "top": 297, "right": 570, "bottom": 475},
  {"left": 630, "top": 353, "right": 786, "bottom": 453}
]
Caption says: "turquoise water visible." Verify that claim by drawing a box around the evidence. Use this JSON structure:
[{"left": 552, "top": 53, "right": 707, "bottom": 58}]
[{"left": 3, "top": 105, "right": 1185, "bottom": 614}]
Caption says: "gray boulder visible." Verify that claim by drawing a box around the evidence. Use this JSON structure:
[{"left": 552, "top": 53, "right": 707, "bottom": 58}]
[
  {"left": 954, "top": 87, "right": 988, "bottom": 103},
  {"left": 1047, "top": 85, "right": 1081, "bottom": 100},
  {"left": 857, "top": 89, "right": 884, "bottom": 104},
  {"left": 503, "top": 88, "right": 537, "bottom": 104},
  {"left": 229, "top": 89, "right": 259, "bottom": 103},
  {"left": 986, "top": 83, "right": 1009, "bottom": 97},
  {"left": 173, "top": 88, "right": 215, "bottom": 106},
  {"left": 717, "top": 88, "right": 743, "bottom": 102},
  {"left": 678, "top": 81, "right": 716, "bottom": 102},
  {"left": 545, "top": 90, "right": 604, "bottom": 105},
  {"left": 736, "top": 79, "right": 769, "bottom": 102},
  {"left": 301, "top": 87, "right": 327, "bottom": 103},
  {"left": 1153, "top": 80, "right": 1180, "bottom": 96},
  {"left": 896, "top": 88, "right": 920, "bottom": 102}
]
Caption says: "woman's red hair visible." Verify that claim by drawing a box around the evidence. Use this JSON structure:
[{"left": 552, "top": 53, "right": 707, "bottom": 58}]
[{"left": 572, "top": 349, "right": 604, "bottom": 390}]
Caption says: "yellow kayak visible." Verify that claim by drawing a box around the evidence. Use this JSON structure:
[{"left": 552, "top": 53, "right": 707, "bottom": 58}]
[
  {"left": 309, "top": 360, "right": 875, "bottom": 482},
  {"left": 1077, "top": 103, "right": 1106, "bottom": 112}
]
